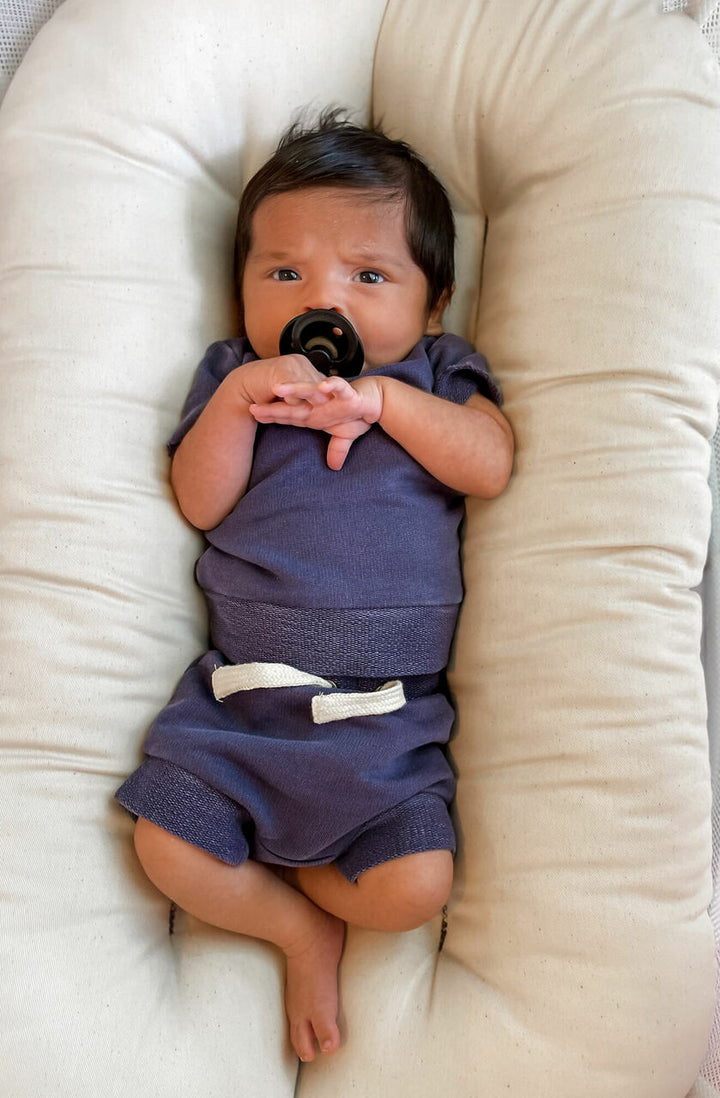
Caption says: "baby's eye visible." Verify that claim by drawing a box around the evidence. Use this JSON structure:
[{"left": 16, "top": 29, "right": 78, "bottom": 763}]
[
  {"left": 272, "top": 268, "right": 299, "bottom": 281},
  {"left": 354, "top": 270, "right": 385, "bottom": 284}
]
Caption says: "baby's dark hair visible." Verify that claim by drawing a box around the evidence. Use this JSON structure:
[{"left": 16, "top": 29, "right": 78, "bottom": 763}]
[{"left": 234, "top": 109, "right": 455, "bottom": 329}]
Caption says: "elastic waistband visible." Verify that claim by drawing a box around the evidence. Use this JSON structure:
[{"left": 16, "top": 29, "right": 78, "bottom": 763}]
[{"left": 206, "top": 595, "right": 458, "bottom": 677}]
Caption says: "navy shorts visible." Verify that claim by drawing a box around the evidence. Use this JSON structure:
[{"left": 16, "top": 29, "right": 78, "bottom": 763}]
[{"left": 116, "top": 651, "right": 456, "bottom": 882}]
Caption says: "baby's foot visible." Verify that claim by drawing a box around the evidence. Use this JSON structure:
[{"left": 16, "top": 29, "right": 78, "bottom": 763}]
[{"left": 283, "top": 907, "right": 346, "bottom": 1062}]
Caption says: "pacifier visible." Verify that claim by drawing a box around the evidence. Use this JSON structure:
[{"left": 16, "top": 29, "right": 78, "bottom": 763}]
[{"left": 279, "top": 310, "right": 364, "bottom": 378}]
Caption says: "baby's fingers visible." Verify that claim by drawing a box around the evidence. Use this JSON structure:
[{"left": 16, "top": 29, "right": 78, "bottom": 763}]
[
  {"left": 326, "top": 435, "right": 354, "bottom": 471},
  {"left": 273, "top": 382, "right": 331, "bottom": 406},
  {"left": 249, "top": 401, "right": 310, "bottom": 425},
  {"left": 317, "top": 376, "right": 355, "bottom": 397}
]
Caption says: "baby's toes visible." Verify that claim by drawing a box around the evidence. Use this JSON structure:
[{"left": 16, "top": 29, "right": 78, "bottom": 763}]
[
  {"left": 313, "top": 1015, "right": 341, "bottom": 1057},
  {"left": 289, "top": 1006, "right": 340, "bottom": 1062},
  {"left": 290, "top": 1018, "right": 318, "bottom": 1064}
]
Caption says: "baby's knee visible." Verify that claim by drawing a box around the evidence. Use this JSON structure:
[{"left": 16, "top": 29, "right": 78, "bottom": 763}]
[
  {"left": 133, "top": 817, "right": 189, "bottom": 895},
  {"left": 360, "top": 849, "right": 453, "bottom": 932}
]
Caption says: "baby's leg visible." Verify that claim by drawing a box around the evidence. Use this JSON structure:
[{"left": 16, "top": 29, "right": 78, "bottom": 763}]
[
  {"left": 293, "top": 849, "right": 453, "bottom": 933},
  {"left": 133, "top": 818, "right": 345, "bottom": 1063}
]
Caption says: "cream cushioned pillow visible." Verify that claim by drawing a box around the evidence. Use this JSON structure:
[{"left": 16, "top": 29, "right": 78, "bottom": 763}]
[
  {"left": 1, "top": 1, "right": 719, "bottom": 1096},
  {"left": 0, "top": 0, "right": 386, "bottom": 1094}
]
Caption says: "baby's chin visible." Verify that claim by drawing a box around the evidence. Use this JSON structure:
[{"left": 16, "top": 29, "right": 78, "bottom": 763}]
[{"left": 361, "top": 340, "right": 429, "bottom": 372}]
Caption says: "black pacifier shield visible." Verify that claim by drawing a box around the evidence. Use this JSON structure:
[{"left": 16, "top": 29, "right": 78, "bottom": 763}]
[{"left": 279, "top": 310, "right": 364, "bottom": 378}]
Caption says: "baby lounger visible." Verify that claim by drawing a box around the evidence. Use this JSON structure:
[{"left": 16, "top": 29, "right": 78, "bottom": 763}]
[{"left": 1, "top": 1, "right": 720, "bottom": 1095}]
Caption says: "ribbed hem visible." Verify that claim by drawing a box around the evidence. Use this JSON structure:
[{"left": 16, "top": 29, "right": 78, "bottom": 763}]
[
  {"left": 206, "top": 596, "right": 458, "bottom": 677},
  {"left": 335, "top": 792, "right": 456, "bottom": 883},
  {"left": 115, "top": 757, "right": 249, "bottom": 865}
]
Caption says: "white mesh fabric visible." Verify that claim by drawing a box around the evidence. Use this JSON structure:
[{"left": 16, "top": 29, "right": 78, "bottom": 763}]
[
  {"left": 704, "top": 3, "right": 720, "bottom": 57},
  {"left": 664, "top": 0, "right": 720, "bottom": 24},
  {"left": 0, "top": 0, "right": 65, "bottom": 99},
  {"left": 662, "top": 2, "right": 720, "bottom": 59}
]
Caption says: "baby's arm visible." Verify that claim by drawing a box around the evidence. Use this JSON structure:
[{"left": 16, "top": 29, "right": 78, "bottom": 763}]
[
  {"left": 370, "top": 377, "right": 513, "bottom": 498},
  {"left": 251, "top": 375, "right": 514, "bottom": 499},
  {"left": 171, "top": 355, "right": 324, "bottom": 529}
]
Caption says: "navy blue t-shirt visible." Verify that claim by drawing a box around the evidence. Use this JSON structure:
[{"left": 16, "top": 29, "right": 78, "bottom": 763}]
[{"left": 169, "top": 334, "right": 502, "bottom": 677}]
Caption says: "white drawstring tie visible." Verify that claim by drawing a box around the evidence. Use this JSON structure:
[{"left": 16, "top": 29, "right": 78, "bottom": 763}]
[{"left": 211, "top": 661, "right": 406, "bottom": 725}]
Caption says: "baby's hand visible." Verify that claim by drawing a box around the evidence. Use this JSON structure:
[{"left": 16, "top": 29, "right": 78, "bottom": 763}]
[
  {"left": 228, "top": 354, "right": 326, "bottom": 407},
  {"left": 250, "top": 375, "right": 384, "bottom": 427},
  {"left": 249, "top": 376, "right": 384, "bottom": 470}
]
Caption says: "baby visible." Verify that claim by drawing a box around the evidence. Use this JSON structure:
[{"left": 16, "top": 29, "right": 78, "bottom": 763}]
[{"left": 116, "top": 111, "right": 513, "bottom": 1063}]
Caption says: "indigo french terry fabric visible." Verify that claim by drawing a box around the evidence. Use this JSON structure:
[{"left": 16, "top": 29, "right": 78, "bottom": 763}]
[{"left": 116, "top": 334, "right": 502, "bottom": 878}]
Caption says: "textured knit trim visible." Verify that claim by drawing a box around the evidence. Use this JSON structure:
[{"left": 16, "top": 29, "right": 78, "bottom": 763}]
[
  {"left": 115, "top": 758, "right": 249, "bottom": 865},
  {"left": 335, "top": 792, "right": 456, "bottom": 883},
  {"left": 207, "top": 596, "right": 458, "bottom": 677}
]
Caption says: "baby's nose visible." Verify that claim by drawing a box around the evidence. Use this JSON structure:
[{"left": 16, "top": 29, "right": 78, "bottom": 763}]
[
  {"left": 303, "top": 304, "right": 343, "bottom": 317},
  {"left": 302, "top": 276, "right": 344, "bottom": 315}
]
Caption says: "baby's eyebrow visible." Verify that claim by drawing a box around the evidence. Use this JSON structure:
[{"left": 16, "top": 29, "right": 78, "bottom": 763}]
[
  {"left": 248, "top": 249, "right": 295, "bottom": 264},
  {"left": 348, "top": 247, "right": 414, "bottom": 268},
  {"left": 248, "top": 244, "right": 415, "bottom": 270}
]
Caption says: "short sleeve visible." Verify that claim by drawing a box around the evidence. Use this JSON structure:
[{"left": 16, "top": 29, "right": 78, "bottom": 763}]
[
  {"left": 432, "top": 340, "right": 504, "bottom": 408},
  {"left": 167, "top": 340, "right": 251, "bottom": 456}
]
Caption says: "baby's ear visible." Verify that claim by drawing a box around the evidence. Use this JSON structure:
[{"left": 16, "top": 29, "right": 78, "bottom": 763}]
[{"left": 425, "top": 288, "right": 453, "bottom": 335}]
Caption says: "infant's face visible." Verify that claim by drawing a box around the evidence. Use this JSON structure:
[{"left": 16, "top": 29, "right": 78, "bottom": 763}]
[{"left": 241, "top": 187, "right": 444, "bottom": 371}]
